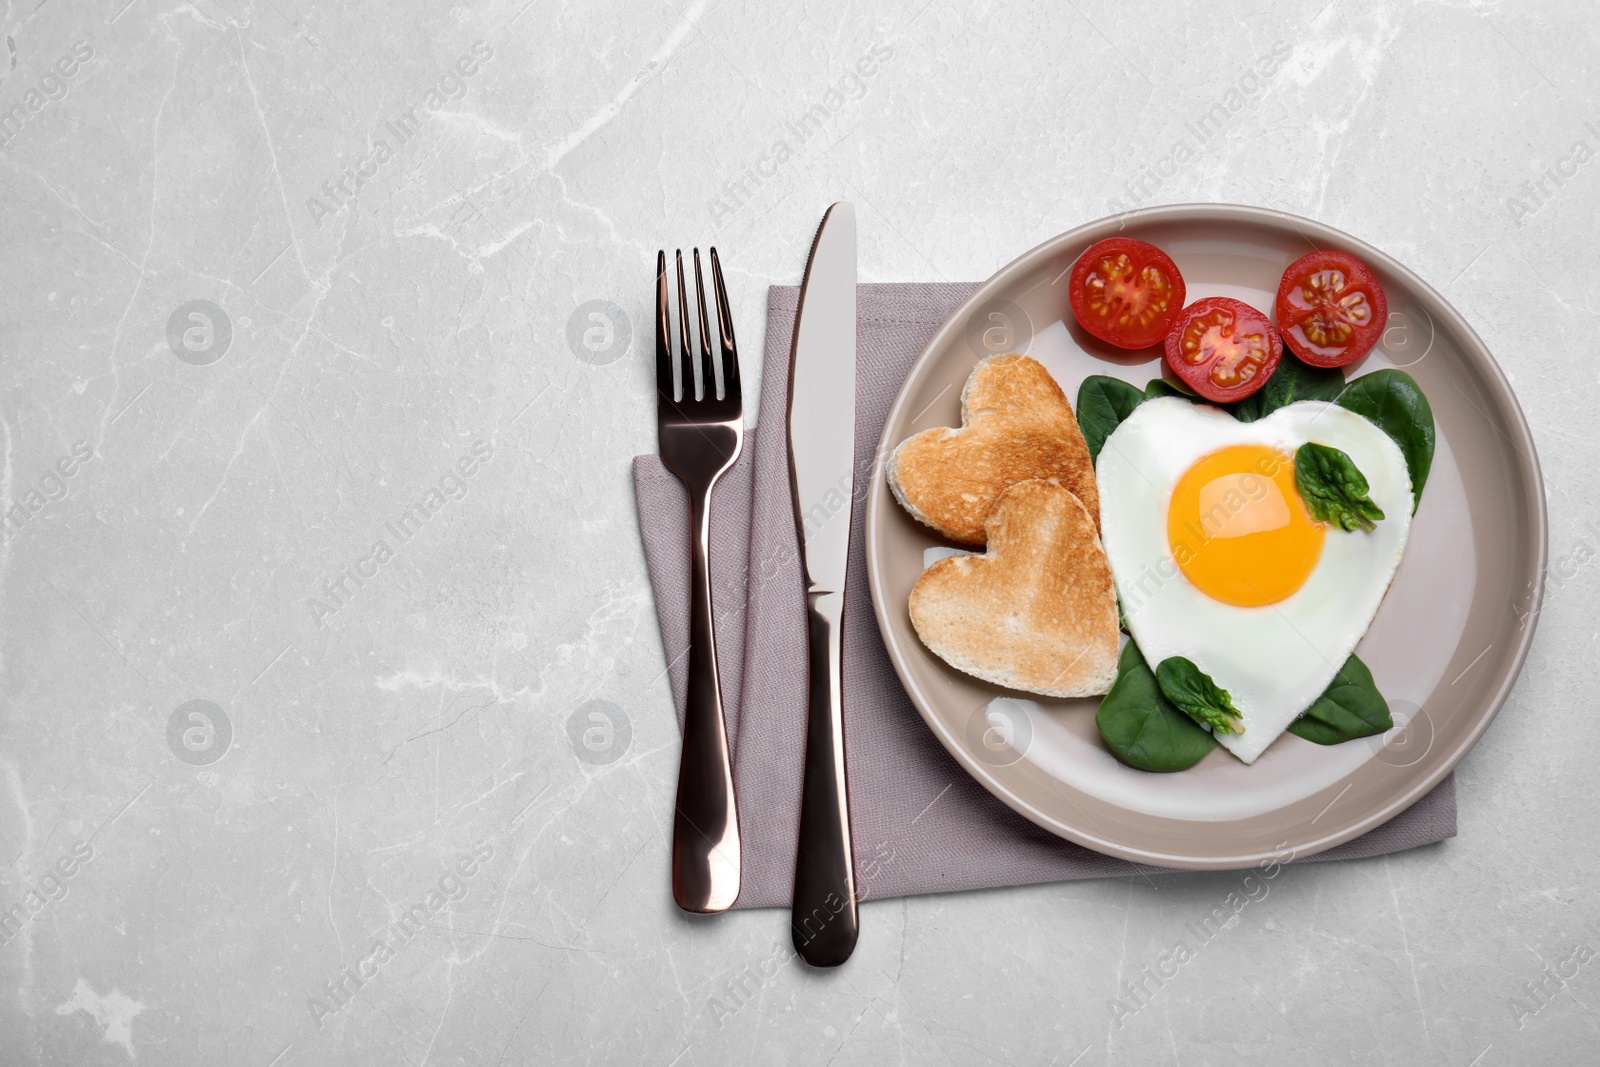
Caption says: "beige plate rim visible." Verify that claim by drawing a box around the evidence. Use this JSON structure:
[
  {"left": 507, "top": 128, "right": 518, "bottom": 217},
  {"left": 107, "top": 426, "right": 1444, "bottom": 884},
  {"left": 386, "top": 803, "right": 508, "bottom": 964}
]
[{"left": 864, "top": 202, "right": 1548, "bottom": 870}]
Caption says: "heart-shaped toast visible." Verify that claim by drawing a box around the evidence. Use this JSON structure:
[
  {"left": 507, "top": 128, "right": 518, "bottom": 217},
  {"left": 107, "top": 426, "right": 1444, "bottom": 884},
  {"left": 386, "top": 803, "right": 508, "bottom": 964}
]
[
  {"left": 909, "top": 479, "right": 1119, "bottom": 698},
  {"left": 888, "top": 354, "right": 1098, "bottom": 546}
]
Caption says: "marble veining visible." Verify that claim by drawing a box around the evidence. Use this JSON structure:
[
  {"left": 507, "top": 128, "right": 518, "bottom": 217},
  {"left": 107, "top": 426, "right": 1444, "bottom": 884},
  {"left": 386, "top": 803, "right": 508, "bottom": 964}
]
[{"left": 0, "top": 0, "right": 1595, "bottom": 1063}]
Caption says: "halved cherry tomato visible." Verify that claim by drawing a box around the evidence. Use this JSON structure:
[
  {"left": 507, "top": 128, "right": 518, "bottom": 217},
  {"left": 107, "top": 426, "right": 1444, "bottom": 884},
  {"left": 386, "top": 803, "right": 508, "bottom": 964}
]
[
  {"left": 1162, "top": 297, "right": 1282, "bottom": 403},
  {"left": 1274, "top": 249, "right": 1387, "bottom": 367},
  {"left": 1068, "top": 237, "right": 1186, "bottom": 350}
]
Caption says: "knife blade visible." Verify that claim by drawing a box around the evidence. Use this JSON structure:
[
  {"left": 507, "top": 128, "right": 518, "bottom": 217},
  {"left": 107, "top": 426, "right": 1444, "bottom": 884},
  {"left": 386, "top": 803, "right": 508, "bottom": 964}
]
[{"left": 786, "top": 202, "right": 859, "bottom": 967}]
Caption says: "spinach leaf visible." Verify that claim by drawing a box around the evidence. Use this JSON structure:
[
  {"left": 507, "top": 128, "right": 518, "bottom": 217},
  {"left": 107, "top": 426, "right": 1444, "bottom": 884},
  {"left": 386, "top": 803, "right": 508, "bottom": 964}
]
[
  {"left": 1076, "top": 375, "right": 1145, "bottom": 463},
  {"left": 1096, "top": 641, "right": 1216, "bottom": 772},
  {"left": 1230, "top": 356, "right": 1345, "bottom": 423},
  {"left": 1143, "top": 378, "right": 1197, "bottom": 401},
  {"left": 1287, "top": 654, "right": 1393, "bottom": 744},
  {"left": 1336, "top": 368, "right": 1435, "bottom": 511},
  {"left": 1155, "top": 656, "right": 1243, "bottom": 735},
  {"left": 1295, "top": 442, "right": 1386, "bottom": 532}
]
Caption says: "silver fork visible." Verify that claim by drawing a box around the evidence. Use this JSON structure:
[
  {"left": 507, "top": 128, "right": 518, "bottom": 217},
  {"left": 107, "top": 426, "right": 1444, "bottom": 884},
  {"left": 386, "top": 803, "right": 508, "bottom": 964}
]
[{"left": 656, "top": 247, "right": 742, "bottom": 913}]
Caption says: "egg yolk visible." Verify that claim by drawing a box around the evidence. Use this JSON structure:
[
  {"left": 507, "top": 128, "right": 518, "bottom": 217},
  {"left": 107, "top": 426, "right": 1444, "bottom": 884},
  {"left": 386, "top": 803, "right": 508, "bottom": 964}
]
[{"left": 1166, "top": 444, "right": 1325, "bottom": 607}]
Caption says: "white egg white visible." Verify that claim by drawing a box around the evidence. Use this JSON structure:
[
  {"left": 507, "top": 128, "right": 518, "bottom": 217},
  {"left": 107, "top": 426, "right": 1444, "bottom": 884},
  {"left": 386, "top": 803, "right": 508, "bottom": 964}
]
[{"left": 1096, "top": 398, "right": 1413, "bottom": 764}]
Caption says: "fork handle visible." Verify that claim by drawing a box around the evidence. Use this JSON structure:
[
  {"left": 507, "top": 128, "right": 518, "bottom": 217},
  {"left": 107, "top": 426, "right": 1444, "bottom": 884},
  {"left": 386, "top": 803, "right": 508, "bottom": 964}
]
[
  {"left": 671, "top": 485, "right": 741, "bottom": 913},
  {"left": 790, "top": 588, "right": 858, "bottom": 966}
]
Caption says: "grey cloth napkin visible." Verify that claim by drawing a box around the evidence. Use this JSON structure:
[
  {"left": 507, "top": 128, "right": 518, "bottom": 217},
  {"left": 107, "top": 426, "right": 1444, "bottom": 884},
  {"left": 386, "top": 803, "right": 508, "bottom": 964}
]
[{"left": 632, "top": 283, "right": 1456, "bottom": 909}]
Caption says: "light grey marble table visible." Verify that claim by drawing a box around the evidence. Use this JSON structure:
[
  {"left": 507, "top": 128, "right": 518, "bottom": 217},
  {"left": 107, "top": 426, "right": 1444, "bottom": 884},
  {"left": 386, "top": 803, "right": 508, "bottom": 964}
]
[{"left": 1, "top": 1, "right": 1595, "bottom": 1063}]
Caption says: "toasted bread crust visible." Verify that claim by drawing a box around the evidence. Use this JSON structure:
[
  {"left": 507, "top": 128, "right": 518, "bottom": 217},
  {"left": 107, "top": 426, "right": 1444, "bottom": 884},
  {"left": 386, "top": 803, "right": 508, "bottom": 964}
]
[
  {"left": 908, "top": 480, "right": 1120, "bottom": 698},
  {"left": 888, "top": 354, "right": 1098, "bottom": 546}
]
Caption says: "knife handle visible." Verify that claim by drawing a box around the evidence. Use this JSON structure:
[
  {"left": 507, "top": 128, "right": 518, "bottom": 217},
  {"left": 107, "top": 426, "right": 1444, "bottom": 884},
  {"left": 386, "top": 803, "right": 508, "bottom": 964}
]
[
  {"left": 671, "top": 486, "right": 741, "bottom": 913},
  {"left": 791, "top": 588, "right": 858, "bottom": 966}
]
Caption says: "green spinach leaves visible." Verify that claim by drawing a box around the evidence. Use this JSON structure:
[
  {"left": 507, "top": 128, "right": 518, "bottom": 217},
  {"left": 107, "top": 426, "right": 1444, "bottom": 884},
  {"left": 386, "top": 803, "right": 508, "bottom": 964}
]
[
  {"left": 1096, "top": 644, "right": 1394, "bottom": 768},
  {"left": 1142, "top": 378, "right": 1197, "bottom": 401},
  {"left": 1154, "top": 656, "right": 1244, "bottom": 735},
  {"left": 1286, "top": 654, "right": 1393, "bottom": 744},
  {"left": 1229, "top": 356, "right": 1345, "bottom": 423},
  {"left": 1295, "top": 442, "right": 1386, "bottom": 532},
  {"left": 1075, "top": 375, "right": 1144, "bottom": 463},
  {"left": 1335, "top": 368, "right": 1435, "bottom": 511},
  {"left": 1076, "top": 375, "right": 1202, "bottom": 464},
  {"left": 1095, "top": 642, "right": 1217, "bottom": 772}
]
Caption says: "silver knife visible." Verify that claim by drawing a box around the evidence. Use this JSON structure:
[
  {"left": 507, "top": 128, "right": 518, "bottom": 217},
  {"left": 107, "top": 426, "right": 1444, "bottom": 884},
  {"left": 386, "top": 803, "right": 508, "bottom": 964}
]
[{"left": 787, "top": 202, "right": 859, "bottom": 967}]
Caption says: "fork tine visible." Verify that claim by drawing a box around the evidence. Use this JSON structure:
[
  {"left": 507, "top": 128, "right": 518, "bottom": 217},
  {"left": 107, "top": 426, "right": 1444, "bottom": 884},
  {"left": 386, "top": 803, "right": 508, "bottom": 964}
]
[
  {"left": 655, "top": 250, "right": 672, "bottom": 402},
  {"left": 675, "top": 250, "right": 694, "bottom": 402},
  {"left": 710, "top": 247, "right": 739, "bottom": 398},
  {"left": 692, "top": 249, "right": 717, "bottom": 401}
]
